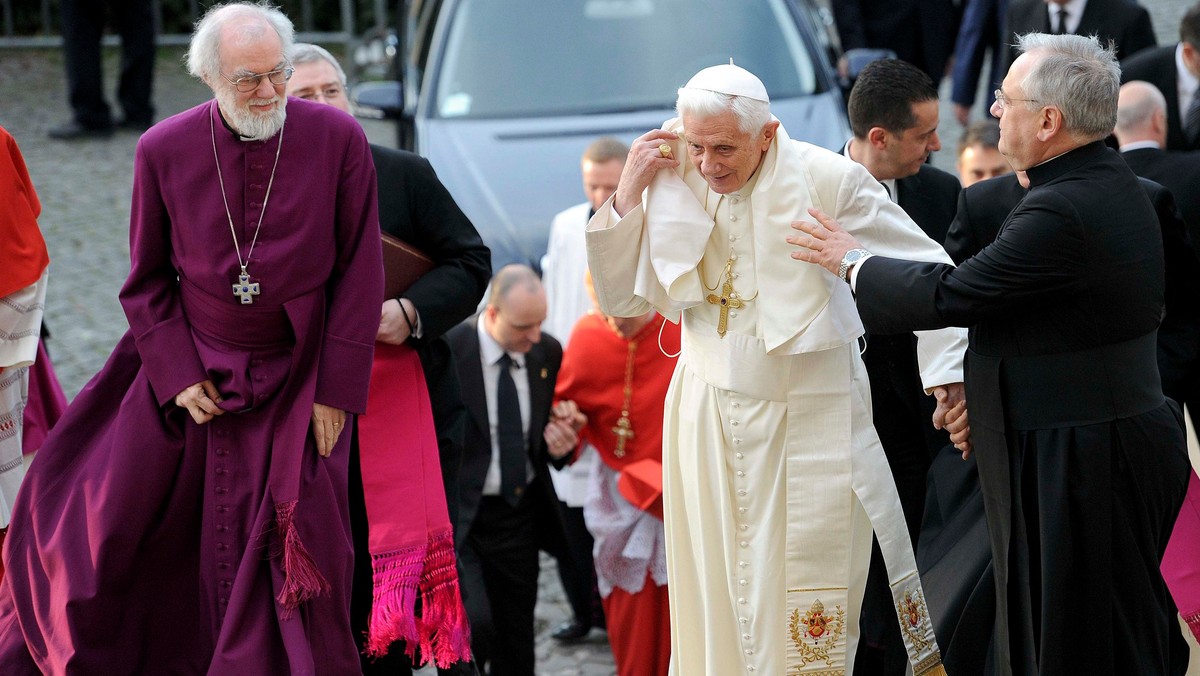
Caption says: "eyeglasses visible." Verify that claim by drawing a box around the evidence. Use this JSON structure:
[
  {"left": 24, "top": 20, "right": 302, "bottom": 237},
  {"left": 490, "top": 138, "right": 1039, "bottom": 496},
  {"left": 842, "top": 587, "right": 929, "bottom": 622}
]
[
  {"left": 225, "top": 66, "right": 295, "bottom": 92},
  {"left": 993, "top": 88, "right": 1041, "bottom": 110}
]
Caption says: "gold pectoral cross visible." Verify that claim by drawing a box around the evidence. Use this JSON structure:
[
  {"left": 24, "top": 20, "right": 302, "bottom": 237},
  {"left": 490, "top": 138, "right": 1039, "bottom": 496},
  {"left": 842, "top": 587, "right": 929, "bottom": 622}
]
[
  {"left": 612, "top": 415, "right": 634, "bottom": 457},
  {"left": 706, "top": 278, "right": 745, "bottom": 338}
]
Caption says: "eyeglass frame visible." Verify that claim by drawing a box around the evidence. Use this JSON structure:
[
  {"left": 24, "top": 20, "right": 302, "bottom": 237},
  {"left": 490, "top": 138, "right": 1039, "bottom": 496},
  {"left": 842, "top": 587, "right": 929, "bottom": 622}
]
[
  {"left": 224, "top": 65, "right": 295, "bottom": 93},
  {"left": 993, "top": 88, "right": 1042, "bottom": 111}
]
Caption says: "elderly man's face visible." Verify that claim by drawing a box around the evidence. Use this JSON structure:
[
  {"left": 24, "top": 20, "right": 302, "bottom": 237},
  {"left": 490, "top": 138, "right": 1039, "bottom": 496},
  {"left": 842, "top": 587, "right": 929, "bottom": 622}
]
[
  {"left": 991, "top": 53, "right": 1043, "bottom": 170},
  {"left": 958, "top": 143, "right": 1012, "bottom": 187},
  {"left": 682, "top": 110, "right": 776, "bottom": 194},
  {"left": 213, "top": 22, "right": 288, "bottom": 138},
  {"left": 486, "top": 285, "right": 547, "bottom": 354},
  {"left": 287, "top": 59, "right": 350, "bottom": 114}
]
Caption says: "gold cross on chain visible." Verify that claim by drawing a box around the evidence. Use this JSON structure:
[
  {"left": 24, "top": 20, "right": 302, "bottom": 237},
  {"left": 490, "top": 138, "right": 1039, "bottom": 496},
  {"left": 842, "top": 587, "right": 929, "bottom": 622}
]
[
  {"left": 705, "top": 275, "right": 745, "bottom": 338},
  {"left": 612, "top": 416, "right": 634, "bottom": 457}
]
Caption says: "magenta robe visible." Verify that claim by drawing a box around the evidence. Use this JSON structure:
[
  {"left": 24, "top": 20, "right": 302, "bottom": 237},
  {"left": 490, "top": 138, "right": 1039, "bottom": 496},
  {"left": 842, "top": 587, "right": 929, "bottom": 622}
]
[{"left": 0, "top": 98, "right": 383, "bottom": 674}]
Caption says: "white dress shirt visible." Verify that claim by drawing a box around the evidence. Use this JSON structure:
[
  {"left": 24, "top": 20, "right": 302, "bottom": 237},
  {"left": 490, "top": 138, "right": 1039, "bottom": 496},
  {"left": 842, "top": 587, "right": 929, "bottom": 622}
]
[{"left": 477, "top": 319, "right": 535, "bottom": 496}]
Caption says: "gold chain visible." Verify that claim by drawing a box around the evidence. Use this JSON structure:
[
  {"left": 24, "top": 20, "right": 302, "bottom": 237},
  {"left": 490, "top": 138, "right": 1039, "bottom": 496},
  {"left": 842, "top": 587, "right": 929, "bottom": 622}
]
[{"left": 611, "top": 339, "right": 638, "bottom": 458}]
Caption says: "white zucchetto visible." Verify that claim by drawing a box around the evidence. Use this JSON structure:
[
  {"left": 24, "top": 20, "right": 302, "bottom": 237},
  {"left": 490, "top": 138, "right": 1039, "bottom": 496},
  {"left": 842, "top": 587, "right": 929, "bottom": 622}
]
[{"left": 682, "top": 63, "right": 770, "bottom": 103}]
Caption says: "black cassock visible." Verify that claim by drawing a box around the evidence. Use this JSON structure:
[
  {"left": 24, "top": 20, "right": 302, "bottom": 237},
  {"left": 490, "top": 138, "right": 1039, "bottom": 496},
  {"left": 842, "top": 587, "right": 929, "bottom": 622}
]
[{"left": 854, "top": 141, "right": 1190, "bottom": 675}]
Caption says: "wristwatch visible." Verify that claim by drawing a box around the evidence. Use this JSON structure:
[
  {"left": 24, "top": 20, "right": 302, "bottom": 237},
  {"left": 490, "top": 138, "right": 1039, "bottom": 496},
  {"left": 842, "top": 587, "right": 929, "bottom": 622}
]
[{"left": 837, "top": 248, "right": 871, "bottom": 283}]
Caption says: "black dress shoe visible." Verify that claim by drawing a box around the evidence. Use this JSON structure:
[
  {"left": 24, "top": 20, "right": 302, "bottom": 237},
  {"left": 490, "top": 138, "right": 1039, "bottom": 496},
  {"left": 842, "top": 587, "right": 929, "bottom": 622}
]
[
  {"left": 47, "top": 120, "right": 114, "bottom": 140},
  {"left": 550, "top": 619, "right": 591, "bottom": 642}
]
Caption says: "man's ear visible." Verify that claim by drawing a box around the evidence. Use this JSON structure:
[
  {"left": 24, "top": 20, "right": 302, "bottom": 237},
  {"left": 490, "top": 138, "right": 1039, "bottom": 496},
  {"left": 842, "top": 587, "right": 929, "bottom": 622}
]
[
  {"left": 760, "top": 119, "right": 781, "bottom": 150},
  {"left": 867, "top": 126, "right": 889, "bottom": 149},
  {"left": 1037, "top": 106, "right": 1064, "bottom": 142}
]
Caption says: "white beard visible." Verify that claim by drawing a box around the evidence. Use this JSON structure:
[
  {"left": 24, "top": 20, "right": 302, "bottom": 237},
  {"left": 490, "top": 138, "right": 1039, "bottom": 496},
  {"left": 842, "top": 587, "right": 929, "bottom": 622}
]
[{"left": 216, "top": 86, "right": 287, "bottom": 140}]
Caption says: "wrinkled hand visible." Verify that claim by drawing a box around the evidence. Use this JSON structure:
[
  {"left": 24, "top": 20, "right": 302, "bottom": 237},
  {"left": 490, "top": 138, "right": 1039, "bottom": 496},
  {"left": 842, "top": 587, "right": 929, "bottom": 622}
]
[
  {"left": 932, "top": 383, "right": 972, "bottom": 459},
  {"left": 311, "top": 403, "right": 346, "bottom": 458},
  {"left": 543, "top": 419, "right": 581, "bottom": 460},
  {"left": 788, "top": 208, "right": 864, "bottom": 277},
  {"left": 377, "top": 298, "right": 415, "bottom": 344},
  {"left": 613, "top": 129, "right": 680, "bottom": 217},
  {"left": 551, "top": 400, "right": 588, "bottom": 433},
  {"left": 175, "top": 380, "right": 225, "bottom": 425}
]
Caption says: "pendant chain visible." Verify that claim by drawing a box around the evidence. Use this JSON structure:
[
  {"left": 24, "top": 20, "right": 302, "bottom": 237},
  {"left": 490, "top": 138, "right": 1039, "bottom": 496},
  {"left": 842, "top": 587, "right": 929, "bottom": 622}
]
[{"left": 210, "top": 101, "right": 285, "bottom": 278}]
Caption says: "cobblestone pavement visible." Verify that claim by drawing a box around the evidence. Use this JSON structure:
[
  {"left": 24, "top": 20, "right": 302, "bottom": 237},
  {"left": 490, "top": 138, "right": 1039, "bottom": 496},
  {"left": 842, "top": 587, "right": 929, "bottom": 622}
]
[{"left": 0, "top": 46, "right": 616, "bottom": 675}]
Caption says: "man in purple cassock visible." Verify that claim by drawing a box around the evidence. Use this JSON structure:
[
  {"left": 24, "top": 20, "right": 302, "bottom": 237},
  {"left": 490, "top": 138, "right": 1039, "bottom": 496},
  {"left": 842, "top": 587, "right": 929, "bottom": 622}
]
[{"left": 0, "top": 2, "right": 383, "bottom": 673}]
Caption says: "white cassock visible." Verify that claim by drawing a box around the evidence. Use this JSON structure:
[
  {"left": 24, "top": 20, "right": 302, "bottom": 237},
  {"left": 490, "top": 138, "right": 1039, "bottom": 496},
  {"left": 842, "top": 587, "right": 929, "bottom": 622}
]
[
  {"left": 587, "top": 118, "right": 963, "bottom": 676},
  {"left": 540, "top": 201, "right": 600, "bottom": 507}
]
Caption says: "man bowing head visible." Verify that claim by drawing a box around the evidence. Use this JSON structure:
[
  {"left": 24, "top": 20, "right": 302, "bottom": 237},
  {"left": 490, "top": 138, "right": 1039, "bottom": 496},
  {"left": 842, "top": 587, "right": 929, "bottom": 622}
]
[{"left": 586, "top": 63, "right": 964, "bottom": 675}]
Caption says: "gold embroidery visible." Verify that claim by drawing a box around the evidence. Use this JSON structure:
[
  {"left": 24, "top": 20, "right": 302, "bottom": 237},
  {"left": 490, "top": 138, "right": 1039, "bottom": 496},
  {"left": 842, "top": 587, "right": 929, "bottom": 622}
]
[
  {"left": 788, "top": 598, "right": 846, "bottom": 668},
  {"left": 896, "top": 589, "right": 933, "bottom": 653}
]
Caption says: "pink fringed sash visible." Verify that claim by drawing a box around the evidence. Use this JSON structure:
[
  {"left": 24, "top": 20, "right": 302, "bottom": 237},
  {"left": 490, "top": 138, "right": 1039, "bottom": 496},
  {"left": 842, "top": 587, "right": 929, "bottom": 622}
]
[
  {"left": 1163, "top": 470, "right": 1200, "bottom": 642},
  {"left": 357, "top": 342, "right": 470, "bottom": 667}
]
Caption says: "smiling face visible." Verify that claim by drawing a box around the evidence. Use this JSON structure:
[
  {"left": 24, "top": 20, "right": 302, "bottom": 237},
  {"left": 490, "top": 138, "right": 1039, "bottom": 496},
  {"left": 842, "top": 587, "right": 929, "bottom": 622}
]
[
  {"left": 211, "top": 20, "right": 288, "bottom": 139},
  {"left": 681, "top": 110, "right": 777, "bottom": 194}
]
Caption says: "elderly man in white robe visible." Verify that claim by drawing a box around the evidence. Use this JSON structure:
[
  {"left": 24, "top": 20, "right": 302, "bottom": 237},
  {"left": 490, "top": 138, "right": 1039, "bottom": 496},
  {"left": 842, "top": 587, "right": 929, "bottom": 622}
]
[{"left": 585, "top": 64, "right": 964, "bottom": 675}]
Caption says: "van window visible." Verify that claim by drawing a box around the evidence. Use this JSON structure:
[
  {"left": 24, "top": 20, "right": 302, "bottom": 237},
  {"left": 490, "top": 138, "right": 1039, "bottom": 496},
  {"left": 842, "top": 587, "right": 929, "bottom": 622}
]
[{"left": 433, "top": 0, "right": 818, "bottom": 119}]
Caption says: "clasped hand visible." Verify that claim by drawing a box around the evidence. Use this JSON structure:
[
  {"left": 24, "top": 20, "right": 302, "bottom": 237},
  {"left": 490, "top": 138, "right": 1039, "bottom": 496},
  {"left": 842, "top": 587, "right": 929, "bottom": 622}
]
[
  {"left": 174, "top": 380, "right": 344, "bottom": 457},
  {"left": 545, "top": 400, "right": 587, "bottom": 460}
]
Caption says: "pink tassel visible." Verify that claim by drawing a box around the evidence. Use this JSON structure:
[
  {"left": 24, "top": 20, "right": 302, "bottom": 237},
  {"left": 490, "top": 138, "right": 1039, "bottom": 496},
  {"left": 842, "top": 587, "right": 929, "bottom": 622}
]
[
  {"left": 364, "top": 544, "right": 426, "bottom": 658},
  {"left": 416, "top": 532, "right": 472, "bottom": 668},
  {"left": 274, "top": 500, "right": 330, "bottom": 614}
]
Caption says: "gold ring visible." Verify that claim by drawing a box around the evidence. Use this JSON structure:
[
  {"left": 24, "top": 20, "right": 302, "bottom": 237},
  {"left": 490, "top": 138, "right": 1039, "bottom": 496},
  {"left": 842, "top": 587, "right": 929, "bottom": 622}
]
[
  {"left": 333, "top": 422, "right": 340, "bottom": 428},
  {"left": 658, "top": 143, "right": 672, "bottom": 158}
]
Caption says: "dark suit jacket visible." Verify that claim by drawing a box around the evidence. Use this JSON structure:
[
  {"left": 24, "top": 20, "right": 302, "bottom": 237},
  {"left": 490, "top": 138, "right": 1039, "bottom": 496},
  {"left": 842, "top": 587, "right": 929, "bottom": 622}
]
[
  {"left": 369, "top": 144, "right": 491, "bottom": 524},
  {"left": 1121, "top": 147, "right": 1200, "bottom": 245},
  {"left": 1121, "top": 45, "right": 1199, "bottom": 152},
  {"left": 833, "top": 0, "right": 961, "bottom": 83},
  {"left": 951, "top": 0, "right": 1008, "bottom": 108},
  {"left": 446, "top": 318, "right": 565, "bottom": 550},
  {"left": 1003, "top": 0, "right": 1155, "bottom": 74}
]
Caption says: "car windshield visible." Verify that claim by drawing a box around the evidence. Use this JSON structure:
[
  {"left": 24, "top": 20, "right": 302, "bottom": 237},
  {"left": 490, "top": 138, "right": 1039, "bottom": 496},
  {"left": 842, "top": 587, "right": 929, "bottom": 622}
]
[{"left": 433, "top": 0, "right": 820, "bottom": 119}]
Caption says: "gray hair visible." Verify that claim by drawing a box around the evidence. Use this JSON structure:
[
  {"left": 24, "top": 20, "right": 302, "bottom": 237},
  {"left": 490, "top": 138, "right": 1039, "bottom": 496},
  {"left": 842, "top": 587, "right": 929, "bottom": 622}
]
[
  {"left": 187, "top": 2, "right": 295, "bottom": 82},
  {"left": 675, "top": 88, "right": 771, "bottom": 135},
  {"left": 1115, "top": 81, "right": 1167, "bottom": 135},
  {"left": 1014, "top": 32, "right": 1119, "bottom": 142},
  {"left": 291, "top": 42, "right": 348, "bottom": 86}
]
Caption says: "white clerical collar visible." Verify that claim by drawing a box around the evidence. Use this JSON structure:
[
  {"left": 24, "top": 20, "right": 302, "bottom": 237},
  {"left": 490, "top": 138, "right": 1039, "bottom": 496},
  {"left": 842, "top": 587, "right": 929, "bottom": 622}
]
[
  {"left": 478, "top": 318, "right": 526, "bottom": 369},
  {"left": 1119, "top": 140, "right": 1162, "bottom": 152},
  {"left": 1051, "top": 0, "right": 1086, "bottom": 34}
]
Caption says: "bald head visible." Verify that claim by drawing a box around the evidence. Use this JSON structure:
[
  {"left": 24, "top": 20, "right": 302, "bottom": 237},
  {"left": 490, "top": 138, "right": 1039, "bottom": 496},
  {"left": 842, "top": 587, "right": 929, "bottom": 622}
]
[
  {"left": 1114, "top": 81, "right": 1168, "bottom": 148},
  {"left": 485, "top": 265, "right": 546, "bottom": 354}
]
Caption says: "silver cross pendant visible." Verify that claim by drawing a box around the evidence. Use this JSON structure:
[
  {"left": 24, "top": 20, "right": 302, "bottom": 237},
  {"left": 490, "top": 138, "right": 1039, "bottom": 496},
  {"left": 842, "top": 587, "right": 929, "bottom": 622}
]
[{"left": 232, "top": 268, "right": 261, "bottom": 305}]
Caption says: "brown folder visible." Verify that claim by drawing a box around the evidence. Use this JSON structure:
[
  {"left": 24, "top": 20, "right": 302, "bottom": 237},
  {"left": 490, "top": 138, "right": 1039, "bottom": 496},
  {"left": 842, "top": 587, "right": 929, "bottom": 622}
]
[{"left": 381, "top": 232, "right": 434, "bottom": 302}]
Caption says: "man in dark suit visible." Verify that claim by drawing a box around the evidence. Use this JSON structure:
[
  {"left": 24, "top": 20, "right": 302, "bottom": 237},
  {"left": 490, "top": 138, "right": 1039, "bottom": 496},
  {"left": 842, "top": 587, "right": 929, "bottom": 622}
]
[
  {"left": 1120, "top": 3, "right": 1200, "bottom": 152},
  {"left": 288, "top": 45, "right": 492, "bottom": 676},
  {"left": 950, "top": 0, "right": 1008, "bottom": 125},
  {"left": 832, "top": 0, "right": 961, "bottom": 84},
  {"left": 1003, "top": 0, "right": 1155, "bottom": 74},
  {"left": 1116, "top": 80, "right": 1200, "bottom": 244},
  {"left": 793, "top": 33, "right": 1191, "bottom": 675},
  {"left": 841, "top": 57, "right": 964, "bottom": 676},
  {"left": 447, "top": 265, "right": 577, "bottom": 676}
]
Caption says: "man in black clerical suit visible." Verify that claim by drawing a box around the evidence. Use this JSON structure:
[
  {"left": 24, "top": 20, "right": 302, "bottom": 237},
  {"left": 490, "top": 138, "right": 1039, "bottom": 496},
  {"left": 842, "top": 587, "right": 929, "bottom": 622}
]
[
  {"left": 1121, "top": 4, "right": 1200, "bottom": 152},
  {"left": 840, "top": 58, "right": 964, "bottom": 676},
  {"left": 1003, "top": 0, "right": 1155, "bottom": 74},
  {"left": 447, "top": 266, "right": 576, "bottom": 676},
  {"left": 287, "top": 45, "right": 492, "bottom": 676},
  {"left": 792, "top": 34, "right": 1191, "bottom": 675}
]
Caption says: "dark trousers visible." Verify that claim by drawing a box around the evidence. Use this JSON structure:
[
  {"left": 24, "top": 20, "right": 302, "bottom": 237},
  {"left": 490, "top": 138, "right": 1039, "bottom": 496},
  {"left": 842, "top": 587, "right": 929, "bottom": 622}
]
[
  {"left": 460, "top": 492, "right": 541, "bottom": 676},
  {"left": 550, "top": 500, "right": 603, "bottom": 629},
  {"left": 60, "top": 0, "right": 155, "bottom": 128}
]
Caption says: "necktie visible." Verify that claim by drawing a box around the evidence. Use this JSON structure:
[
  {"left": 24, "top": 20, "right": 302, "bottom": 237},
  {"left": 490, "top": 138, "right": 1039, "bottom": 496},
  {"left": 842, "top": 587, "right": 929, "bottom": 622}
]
[
  {"left": 1054, "top": 7, "right": 1069, "bottom": 34},
  {"left": 1186, "top": 93, "right": 1200, "bottom": 146},
  {"left": 495, "top": 353, "right": 527, "bottom": 505}
]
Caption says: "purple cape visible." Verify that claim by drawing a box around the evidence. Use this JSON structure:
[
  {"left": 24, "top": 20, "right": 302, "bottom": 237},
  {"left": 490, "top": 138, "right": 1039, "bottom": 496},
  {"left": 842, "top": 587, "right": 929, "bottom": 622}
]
[{"left": 0, "top": 98, "right": 383, "bottom": 674}]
